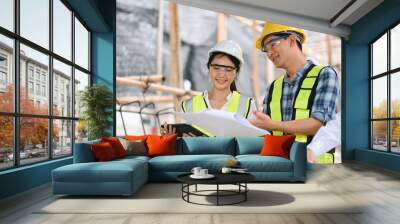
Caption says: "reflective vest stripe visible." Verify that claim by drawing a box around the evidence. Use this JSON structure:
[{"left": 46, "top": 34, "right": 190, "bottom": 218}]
[
  {"left": 293, "top": 65, "right": 322, "bottom": 142},
  {"left": 183, "top": 91, "right": 252, "bottom": 136},
  {"left": 226, "top": 91, "right": 240, "bottom": 113},
  {"left": 270, "top": 76, "right": 284, "bottom": 136},
  {"left": 267, "top": 65, "right": 323, "bottom": 142},
  {"left": 192, "top": 93, "right": 207, "bottom": 112}
]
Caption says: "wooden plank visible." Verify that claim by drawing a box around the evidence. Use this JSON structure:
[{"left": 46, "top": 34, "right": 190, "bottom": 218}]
[
  {"left": 116, "top": 77, "right": 201, "bottom": 96},
  {"left": 169, "top": 2, "right": 182, "bottom": 116},
  {"left": 217, "top": 13, "right": 227, "bottom": 41},
  {"left": 121, "top": 75, "right": 165, "bottom": 83},
  {"left": 251, "top": 20, "right": 261, "bottom": 108}
]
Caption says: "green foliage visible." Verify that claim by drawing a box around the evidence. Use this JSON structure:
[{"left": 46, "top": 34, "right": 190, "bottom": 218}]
[{"left": 79, "top": 84, "right": 114, "bottom": 140}]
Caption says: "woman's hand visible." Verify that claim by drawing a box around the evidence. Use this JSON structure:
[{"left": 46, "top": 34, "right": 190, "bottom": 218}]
[{"left": 160, "top": 122, "right": 176, "bottom": 136}]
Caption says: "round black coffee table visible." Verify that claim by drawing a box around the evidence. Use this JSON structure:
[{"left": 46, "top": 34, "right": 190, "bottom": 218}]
[{"left": 177, "top": 173, "right": 255, "bottom": 206}]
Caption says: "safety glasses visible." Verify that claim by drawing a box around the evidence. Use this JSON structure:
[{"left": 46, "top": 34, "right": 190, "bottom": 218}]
[
  {"left": 210, "top": 64, "right": 236, "bottom": 74},
  {"left": 261, "top": 36, "right": 289, "bottom": 53}
]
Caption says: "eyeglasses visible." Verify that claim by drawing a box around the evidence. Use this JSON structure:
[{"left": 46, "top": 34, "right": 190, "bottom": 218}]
[
  {"left": 262, "top": 36, "right": 287, "bottom": 53},
  {"left": 210, "top": 64, "right": 236, "bottom": 74}
]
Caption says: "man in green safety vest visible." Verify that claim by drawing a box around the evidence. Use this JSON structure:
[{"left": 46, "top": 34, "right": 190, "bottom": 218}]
[{"left": 250, "top": 22, "right": 340, "bottom": 164}]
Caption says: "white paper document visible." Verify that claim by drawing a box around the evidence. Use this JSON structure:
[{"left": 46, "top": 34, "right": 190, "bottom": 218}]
[{"left": 174, "top": 109, "right": 270, "bottom": 137}]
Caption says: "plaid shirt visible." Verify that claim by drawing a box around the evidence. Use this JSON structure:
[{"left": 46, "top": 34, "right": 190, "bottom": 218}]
[{"left": 263, "top": 60, "right": 339, "bottom": 124}]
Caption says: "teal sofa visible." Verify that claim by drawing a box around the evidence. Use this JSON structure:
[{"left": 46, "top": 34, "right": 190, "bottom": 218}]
[{"left": 52, "top": 137, "right": 306, "bottom": 196}]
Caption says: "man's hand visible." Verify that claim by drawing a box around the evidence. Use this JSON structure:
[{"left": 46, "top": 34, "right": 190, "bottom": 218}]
[
  {"left": 249, "top": 111, "right": 276, "bottom": 131},
  {"left": 307, "top": 148, "right": 316, "bottom": 163}
]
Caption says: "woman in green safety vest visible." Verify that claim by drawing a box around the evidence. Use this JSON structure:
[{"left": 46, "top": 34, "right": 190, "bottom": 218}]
[{"left": 161, "top": 40, "right": 256, "bottom": 136}]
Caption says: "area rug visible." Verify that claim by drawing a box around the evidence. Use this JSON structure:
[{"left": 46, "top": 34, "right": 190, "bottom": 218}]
[{"left": 37, "top": 183, "right": 361, "bottom": 214}]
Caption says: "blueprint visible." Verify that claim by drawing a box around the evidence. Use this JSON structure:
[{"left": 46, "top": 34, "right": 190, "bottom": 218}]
[{"left": 174, "top": 109, "right": 270, "bottom": 137}]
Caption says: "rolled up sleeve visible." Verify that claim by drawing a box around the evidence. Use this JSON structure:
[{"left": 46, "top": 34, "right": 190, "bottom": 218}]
[{"left": 311, "top": 67, "right": 340, "bottom": 124}]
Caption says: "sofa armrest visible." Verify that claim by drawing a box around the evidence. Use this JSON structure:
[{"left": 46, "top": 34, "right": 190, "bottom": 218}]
[
  {"left": 289, "top": 142, "right": 307, "bottom": 181},
  {"left": 73, "top": 140, "right": 100, "bottom": 163}
]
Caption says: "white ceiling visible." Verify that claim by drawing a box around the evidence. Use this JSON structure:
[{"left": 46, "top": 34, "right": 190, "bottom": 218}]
[{"left": 168, "top": 0, "right": 384, "bottom": 38}]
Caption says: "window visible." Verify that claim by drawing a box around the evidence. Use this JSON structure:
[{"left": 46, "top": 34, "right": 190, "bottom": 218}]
[
  {"left": 371, "top": 23, "right": 400, "bottom": 154},
  {"left": 0, "top": 34, "right": 13, "bottom": 113},
  {"left": 36, "top": 83, "right": 40, "bottom": 95},
  {"left": 75, "top": 18, "right": 89, "bottom": 70},
  {"left": 28, "top": 67, "right": 34, "bottom": 80},
  {"left": 53, "top": 0, "right": 72, "bottom": 60},
  {"left": 0, "top": 71, "right": 6, "bottom": 85},
  {"left": 20, "top": 0, "right": 49, "bottom": 49},
  {"left": 28, "top": 81, "right": 34, "bottom": 94},
  {"left": 0, "top": 0, "right": 14, "bottom": 32},
  {"left": 53, "top": 59, "right": 72, "bottom": 117},
  {"left": 35, "top": 70, "right": 41, "bottom": 81},
  {"left": 0, "top": 0, "right": 91, "bottom": 170},
  {"left": 42, "top": 85, "right": 46, "bottom": 97},
  {"left": 0, "top": 54, "right": 7, "bottom": 87},
  {"left": 0, "top": 55, "right": 7, "bottom": 67}
]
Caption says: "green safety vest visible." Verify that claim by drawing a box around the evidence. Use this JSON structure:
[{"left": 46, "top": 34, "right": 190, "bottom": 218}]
[
  {"left": 182, "top": 91, "right": 252, "bottom": 136},
  {"left": 266, "top": 65, "right": 334, "bottom": 164}
]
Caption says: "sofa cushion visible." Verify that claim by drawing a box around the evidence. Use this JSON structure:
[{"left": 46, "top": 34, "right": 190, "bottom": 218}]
[
  {"left": 101, "top": 137, "right": 127, "bottom": 158},
  {"left": 91, "top": 142, "right": 118, "bottom": 161},
  {"left": 125, "top": 135, "right": 148, "bottom": 141},
  {"left": 260, "top": 135, "right": 295, "bottom": 159},
  {"left": 148, "top": 154, "right": 235, "bottom": 172},
  {"left": 146, "top": 135, "right": 177, "bottom": 157},
  {"left": 236, "top": 155, "right": 293, "bottom": 172},
  {"left": 73, "top": 139, "right": 101, "bottom": 163},
  {"left": 118, "top": 138, "right": 147, "bottom": 156},
  {"left": 235, "top": 137, "right": 263, "bottom": 155},
  {"left": 177, "top": 137, "right": 235, "bottom": 155},
  {"left": 52, "top": 159, "right": 147, "bottom": 183}
]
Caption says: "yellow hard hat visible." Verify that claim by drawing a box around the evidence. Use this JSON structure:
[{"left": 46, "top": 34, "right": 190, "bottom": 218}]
[{"left": 255, "top": 22, "right": 306, "bottom": 50}]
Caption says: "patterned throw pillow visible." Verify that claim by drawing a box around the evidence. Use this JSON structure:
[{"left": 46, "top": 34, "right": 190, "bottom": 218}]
[{"left": 118, "top": 137, "right": 147, "bottom": 156}]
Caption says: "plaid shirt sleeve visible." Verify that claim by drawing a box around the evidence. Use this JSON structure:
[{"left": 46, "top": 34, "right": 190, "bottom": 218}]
[
  {"left": 262, "top": 85, "right": 271, "bottom": 114},
  {"left": 311, "top": 66, "right": 340, "bottom": 124}
]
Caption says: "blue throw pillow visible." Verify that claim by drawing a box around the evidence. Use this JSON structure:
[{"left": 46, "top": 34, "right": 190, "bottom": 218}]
[{"left": 178, "top": 137, "right": 235, "bottom": 155}]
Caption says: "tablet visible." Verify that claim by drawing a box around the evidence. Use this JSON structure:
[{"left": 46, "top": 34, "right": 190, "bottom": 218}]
[{"left": 161, "top": 123, "right": 206, "bottom": 137}]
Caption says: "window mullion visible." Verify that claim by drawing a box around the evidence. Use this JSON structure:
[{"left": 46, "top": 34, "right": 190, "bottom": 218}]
[
  {"left": 13, "top": 0, "right": 20, "bottom": 167},
  {"left": 71, "top": 10, "right": 76, "bottom": 154},
  {"left": 49, "top": 0, "right": 53, "bottom": 160}
]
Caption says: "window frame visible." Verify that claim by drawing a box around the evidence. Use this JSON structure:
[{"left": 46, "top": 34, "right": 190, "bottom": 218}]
[
  {"left": 0, "top": 0, "right": 92, "bottom": 171},
  {"left": 370, "top": 20, "right": 400, "bottom": 154}
]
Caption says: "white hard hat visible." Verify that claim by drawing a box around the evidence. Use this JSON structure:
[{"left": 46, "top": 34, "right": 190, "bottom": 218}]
[{"left": 208, "top": 40, "right": 244, "bottom": 66}]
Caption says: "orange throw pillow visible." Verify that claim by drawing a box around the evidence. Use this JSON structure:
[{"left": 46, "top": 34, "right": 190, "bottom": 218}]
[
  {"left": 125, "top": 135, "right": 148, "bottom": 141},
  {"left": 101, "top": 137, "right": 127, "bottom": 158},
  {"left": 91, "top": 142, "right": 117, "bottom": 161},
  {"left": 146, "top": 134, "right": 177, "bottom": 157},
  {"left": 259, "top": 135, "right": 296, "bottom": 159}
]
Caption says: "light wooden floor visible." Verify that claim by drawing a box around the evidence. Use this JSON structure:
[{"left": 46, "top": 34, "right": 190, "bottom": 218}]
[{"left": 1, "top": 162, "right": 400, "bottom": 224}]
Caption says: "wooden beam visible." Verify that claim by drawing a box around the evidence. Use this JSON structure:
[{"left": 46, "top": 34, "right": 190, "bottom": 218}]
[
  {"left": 231, "top": 16, "right": 263, "bottom": 33},
  {"left": 116, "top": 77, "right": 201, "bottom": 96},
  {"left": 251, "top": 20, "right": 261, "bottom": 108},
  {"left": 217, "top": 13, "right": 227, "bottom": 41},
  {"left": 117, "top": 95, "right": 192, "bottom": 104},
  {"left": 169, "top": 2, "right": 182, "bottom": 116},
  {"left": 122, "top": 75, "right": 165, "bottom": 83},
  {"left": 157, "top": 0, "right": 164, "bottom": 75}
]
